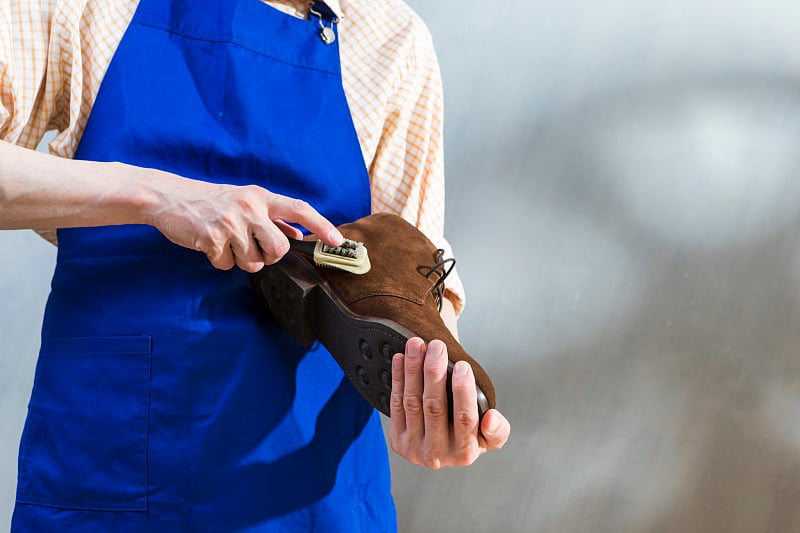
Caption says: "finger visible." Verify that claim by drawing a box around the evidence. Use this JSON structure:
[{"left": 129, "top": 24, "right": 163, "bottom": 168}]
[
  {"left": 229, "top": 230, "right": 265, "bottom": 273},
  {"left": 451, "top": 360, "right": 480, "bottom": 466},
  {"left": 252, "top": 221, "right": 291, "bottom": 265},
  {"left": 422, "top": 339, "right": 450, "bottom": 462},
  {"left": 267, "top": 195, "right": 344, "bottom": 246},
  {"left": 207, "top": 242, "right": 236, "bottom": 271},
  {"left": 273, "top": 219, "right": 304, "bottom": 240},
  {"left": 402, "top": 337, "right": 426, "bottom": 444},
  {"left": 390, "top": 353, "right": 407, "bottom": 439},
  {"left": 480, "top": 409, "right": 511, "bottom": 451}
]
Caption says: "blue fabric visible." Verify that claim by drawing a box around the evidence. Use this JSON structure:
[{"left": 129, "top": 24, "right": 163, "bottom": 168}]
[{"left": 12, "top": 0, "right": 396, "bottom": 530}]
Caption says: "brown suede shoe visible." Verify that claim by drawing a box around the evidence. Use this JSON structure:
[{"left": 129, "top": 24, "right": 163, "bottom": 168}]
[{"left": 249, "top": 213, "right": 496, "bottom": 420}]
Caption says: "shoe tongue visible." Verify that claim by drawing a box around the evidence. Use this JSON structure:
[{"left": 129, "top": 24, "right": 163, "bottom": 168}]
[{"left": 322, "top": 214, "right": 440, "bottom": 306}]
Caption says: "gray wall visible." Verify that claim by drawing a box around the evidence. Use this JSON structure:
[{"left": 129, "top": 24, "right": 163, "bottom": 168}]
[
  {"left": 4, "top": 0, "right": 800, "bottom": 531},
  {"left": 396, "top": 0, "right": 800, "bottom": 531},
  {"left": 0, "top": 232, "right": 53, "bottom": 529}
]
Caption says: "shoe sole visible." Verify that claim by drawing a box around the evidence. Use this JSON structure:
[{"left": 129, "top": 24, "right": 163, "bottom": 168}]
[{"left": 251, "top": 252, "right": 490, "bottom": 420}]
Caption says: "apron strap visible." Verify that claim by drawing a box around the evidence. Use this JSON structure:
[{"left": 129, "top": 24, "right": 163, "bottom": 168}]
[{"left": 309, "top": 0, "right": 339, "bottom": 44}]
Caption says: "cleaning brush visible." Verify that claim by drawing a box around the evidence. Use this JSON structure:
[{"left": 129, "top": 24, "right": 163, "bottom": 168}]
[{"left": 288, "top": 238, "right": 371, "bottom": 275}]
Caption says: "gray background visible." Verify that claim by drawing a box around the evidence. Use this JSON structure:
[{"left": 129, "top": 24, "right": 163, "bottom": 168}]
[{"left": 3, "top": 0, "right": 800, "bottom": 531}]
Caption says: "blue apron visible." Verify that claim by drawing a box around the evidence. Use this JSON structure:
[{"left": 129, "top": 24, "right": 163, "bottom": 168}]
[{"left": 12, "top": 0, "right": 396, "bottom": 530}]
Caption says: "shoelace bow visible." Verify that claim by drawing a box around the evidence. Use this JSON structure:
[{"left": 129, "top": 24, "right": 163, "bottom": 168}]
[{"left": 423, "top": 249, "right": 456, "bottom": 311}]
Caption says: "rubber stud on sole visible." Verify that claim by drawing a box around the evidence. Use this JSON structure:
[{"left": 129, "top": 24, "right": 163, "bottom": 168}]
[
  {"left": 357, "top": 366, "right": 370, "bottom": 386},
  {"left": 381, "top": 342, "right": 394, "bottom": 363},
  {"left": 359, "top": 339, "right": 373, "bottom": 361}
]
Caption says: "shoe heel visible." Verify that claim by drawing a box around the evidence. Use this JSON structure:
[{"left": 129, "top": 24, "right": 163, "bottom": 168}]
[{"left": 251, "top": 255, "right": 319, "bottom": 348}]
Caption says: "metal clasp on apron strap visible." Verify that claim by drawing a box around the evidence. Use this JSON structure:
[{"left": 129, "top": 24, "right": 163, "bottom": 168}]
[{"left": 309, "top": 1, "right": 339, "bottom": 44}]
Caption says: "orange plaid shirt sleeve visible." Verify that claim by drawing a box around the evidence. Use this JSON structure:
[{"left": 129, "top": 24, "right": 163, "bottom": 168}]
[{"left": 0, "top": 0, "right": 466, "bottom": 313}]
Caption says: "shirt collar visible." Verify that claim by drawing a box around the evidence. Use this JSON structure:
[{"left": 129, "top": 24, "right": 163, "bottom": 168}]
[
  {"left": 325, "top": 0, "right": 344, "bottom": 18},
  {"left": 317, "top": 0, "right": 344, "bottom": 20},
  {"left": 272, "top": 0, "right": 344, "bottom": 21}
]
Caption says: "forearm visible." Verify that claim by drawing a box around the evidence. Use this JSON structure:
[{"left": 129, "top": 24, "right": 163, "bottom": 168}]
[
  {"left": 0, "top": 139, "right": 344, "bottom": 272},
  {"left": 0, "top": 140, "right": 158, "bottom": 230}
]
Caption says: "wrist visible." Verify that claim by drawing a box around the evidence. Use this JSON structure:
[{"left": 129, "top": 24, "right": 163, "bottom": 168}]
[{"left": 115, "top": 163, "right": 173, "bottom": 227}]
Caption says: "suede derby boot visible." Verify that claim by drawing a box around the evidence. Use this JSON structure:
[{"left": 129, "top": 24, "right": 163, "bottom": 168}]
[{"left": 249, "top": 213, "right": 496, "bottom": 419}]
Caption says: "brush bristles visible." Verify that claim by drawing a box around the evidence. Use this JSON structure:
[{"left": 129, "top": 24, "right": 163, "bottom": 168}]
[
  {"left": 313, "top": 238, "right": 371, "bottom": 275},
  {"left": 320, "top": 239, "right": 363, "bottom": 259}
]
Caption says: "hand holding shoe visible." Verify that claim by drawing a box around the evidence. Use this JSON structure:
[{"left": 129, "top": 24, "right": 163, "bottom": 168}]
[{"left": 390, "top": 338, "right": 510, "bottom": 469}]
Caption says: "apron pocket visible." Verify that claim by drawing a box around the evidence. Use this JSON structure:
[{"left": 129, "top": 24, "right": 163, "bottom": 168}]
[{"left": 16, "top": 335, "right": 152, "bottom": 511}]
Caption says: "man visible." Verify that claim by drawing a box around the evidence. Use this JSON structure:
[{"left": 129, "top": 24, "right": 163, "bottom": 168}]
[{"left": 0, "top": 0, "right": 510, "bottom": 529}]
